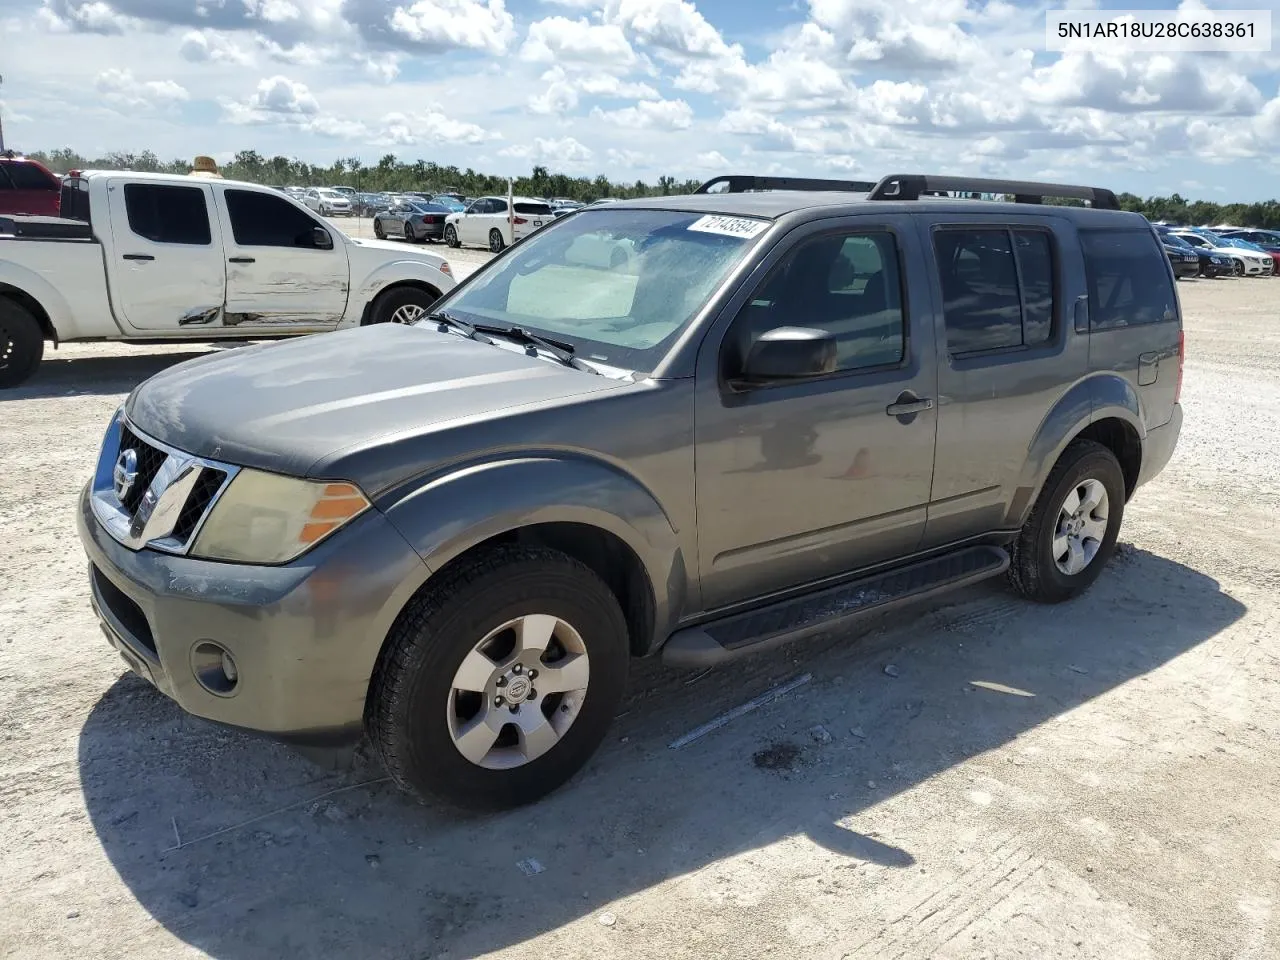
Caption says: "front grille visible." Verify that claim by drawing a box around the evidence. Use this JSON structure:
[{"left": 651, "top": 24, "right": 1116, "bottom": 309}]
[
  {"left": 117, "top": 424, "right": 167, "bottom": 513},
  {"left": 171, "top": 468, "right": 227, "bottom": 543}
]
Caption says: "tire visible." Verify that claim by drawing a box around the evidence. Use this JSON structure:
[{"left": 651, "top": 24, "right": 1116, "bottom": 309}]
[
  {"left": 373, "top": 219, "right": 385, "bottom": 239},
  {"left": 1008, "top": 439, "right": 1125, "bottom": 604},
  {"left": 445, "top": 225, "right": 460, "bottom": 248},
  {"left": 1233, "top": 259, "right": 1245, "bottom": 277},
  {"left": 367, "top": 546, "right": 629, "bottom": 810},
  {"left": 368, "top": 285, "right": 440, "bottom": 325},
  {"left": 0, "top": 298, "right": 45, "bottom": 389},
  {"left": 403, "top": 223, "right": 415, "bottom": 243},
  {"left": 489, "top": 229, "right": 505, "bottom": 254}
]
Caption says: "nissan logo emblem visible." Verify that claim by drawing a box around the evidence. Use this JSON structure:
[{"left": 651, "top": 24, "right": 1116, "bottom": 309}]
[{"left": 113, "top": 447, "right": 138, "bottom": 502}]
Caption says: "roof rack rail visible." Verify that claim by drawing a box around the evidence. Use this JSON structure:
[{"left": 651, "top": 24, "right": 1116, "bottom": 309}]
[
  {"left": 866, "top": 174, "right": 1120, "bottom": 210},
  {"left": 694, "top": 175, "right": 876, "bottom": 195}
]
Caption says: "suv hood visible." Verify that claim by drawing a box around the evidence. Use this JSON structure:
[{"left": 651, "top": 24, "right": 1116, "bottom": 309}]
[{"left": 126, "top": 325, "right": 628, "bottom": 489}]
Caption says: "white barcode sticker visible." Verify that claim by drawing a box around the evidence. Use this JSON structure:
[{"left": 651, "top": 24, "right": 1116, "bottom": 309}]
[{"left": 687, "top": 214, "right": 770, "bottom": 239}]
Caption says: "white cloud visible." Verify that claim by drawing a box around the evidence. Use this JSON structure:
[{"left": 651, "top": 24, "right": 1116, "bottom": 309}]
[
  {"left": 94, "top": 68, "right": 189, "bottom": 110},
  {"left": 39, "top": 0, "right": 139, "bottom": 34},
  {"left": 605, "top": 0, "right": 737, "bottom": 59},
  {"left": 387, "top": 0, "right": 516, "bottom": 54},
  {"left": 521, "top": 17, "right": 636, "bottom": 66},
  {"left": 179, "top": 30, "right": 252, "bottom": 65},
  {"left": 500, "top": 136, "right": 594, "bottom": 165},
  {"left": 692, "top": 149, "right": 730, "bottom": 169},
  {"left": 592, "top": 97, "right": 694, "bottom": 129},
  {"left": 373, "top": 108, "right": 494, "bottom": 146}
]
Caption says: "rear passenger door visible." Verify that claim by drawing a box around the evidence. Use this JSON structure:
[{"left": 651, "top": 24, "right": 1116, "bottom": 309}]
[
  {"left": 1080, "top": 229, "right": 1181, "bottom": 431},
  {"left": 695, "top": 216, "right": 939, "bottom": 610},
  {"left": 104, "top": 180, "right": 227, "bottom": 331},
  {"left": 918, "top": 216, "right": 1090, "bottom": 548}
]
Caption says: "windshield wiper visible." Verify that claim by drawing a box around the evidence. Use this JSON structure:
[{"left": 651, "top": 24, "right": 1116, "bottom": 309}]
[
  {"left": 473, "top": 324, "right": 599, "bottom": 374},
  {"left": 427, "top": 310, "right": 492, "bottom": 343}
]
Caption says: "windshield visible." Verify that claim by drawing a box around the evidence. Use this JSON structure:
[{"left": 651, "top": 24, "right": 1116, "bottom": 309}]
[{"left": 432, "top": 208, "right": 770, "bottom": 372}]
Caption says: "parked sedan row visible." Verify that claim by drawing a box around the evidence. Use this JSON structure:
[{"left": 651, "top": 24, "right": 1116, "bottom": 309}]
[{"left": 1157, "top": 226, "right": 1275, "bottom": 278}]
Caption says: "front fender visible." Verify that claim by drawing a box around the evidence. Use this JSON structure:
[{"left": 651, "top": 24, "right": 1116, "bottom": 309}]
[
  {"left": 1006, "top": 373, "right": 1145, "bottom": 527},
  {"left": 348, "top": 259, "right": 457, "bottom": 326},
  {"left": 378, "top": 456, "right": 688, "bottom": 651}
]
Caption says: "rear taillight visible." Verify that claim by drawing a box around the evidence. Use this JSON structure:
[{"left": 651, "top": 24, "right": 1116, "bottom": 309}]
[
  {"left": 1175, "top": 329, "right": 1185, "bottom": 404},
  {"left": 512, "top": 216, "right": 528, "bottom": 225}
]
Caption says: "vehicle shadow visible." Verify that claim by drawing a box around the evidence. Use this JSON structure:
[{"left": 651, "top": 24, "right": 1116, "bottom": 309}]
[
  {"left": 77, "top": 546, "right": 1244, "bottom": 958},
  {"left": 1, "top": 347, "right": 238, "bottom": 400}
]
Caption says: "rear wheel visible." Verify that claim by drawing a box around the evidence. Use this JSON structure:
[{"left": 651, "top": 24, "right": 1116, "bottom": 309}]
[
  {"left": 445, "top": 225, "right": 460, "bottom": 248},
  {"left": 0, "top": 298, "right": 45, "bottom": 389},
  {"left": 1008, "top": 440, "right": 1125, "bottom": 604},
  {"left": 489, "top": 229, "right": 505, "bottom": 254},
  {"left": 403, "top": 222, "right": 415, "bottom": 243},
  {"left": 373, "top": 219, "right": 385, "bottom": 239},
  {"left": 367, "top": 546, "right": 629, "bottom": 809}
]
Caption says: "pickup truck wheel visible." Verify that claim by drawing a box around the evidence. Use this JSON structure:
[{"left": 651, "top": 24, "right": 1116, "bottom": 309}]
[
  {"left": 369, "top": 286, "right": 439, "bottom": 325},
  {"left": 489, "top": 229, "right": 505, "bottom": 254},
  {"left": 1008, "top": 439, "right": 1125, "bottom": 604},
  {"left": 445, "top": 225, "right": 460, "bottom": 248},
  {"left": 0, "top": 299, "right": 45, "bottom": 389},
  {"left": 367, "top": 546, "right": 629, "bottom": 810}
]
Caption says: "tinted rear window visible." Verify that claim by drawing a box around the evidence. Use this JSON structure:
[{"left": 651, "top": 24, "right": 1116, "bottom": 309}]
[
  {"left": 123, "top": 183, "right": 211, "bottom": 245},
  {"left": 3, "top": 162, "right": 59, "bottom": 190},
  {"left": 1081, "top": 230, "right": 1177, "bottom": 329},
  {"left": 515, "top": 202, "right": 553, "bottom": 216}
]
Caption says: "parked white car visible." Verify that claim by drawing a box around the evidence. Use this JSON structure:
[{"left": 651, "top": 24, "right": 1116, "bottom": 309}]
[
  {"left": 303, "top": 187, "right": 353, "bottom": 216},
  {"left": 0, "top": 170, "right": 456, "bottom": 387},
  {"left": 1171, "top": 230, "right": 1273, "bottom": 276},
  {"left": 443, "top": 196, "right": 554, "bottom": 252}
]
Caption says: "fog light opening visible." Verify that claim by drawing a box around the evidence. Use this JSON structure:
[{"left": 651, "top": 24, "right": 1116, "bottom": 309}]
[{"left": 191, "top": 641, "right": 239, "bottom": 696}]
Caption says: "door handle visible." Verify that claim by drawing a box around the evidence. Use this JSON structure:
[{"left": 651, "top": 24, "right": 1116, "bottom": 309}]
[
  {"left": 122, "top": 253, "right": 154, "bottom": 261},
  {"left": 886, "top": 395, "right": 934, "bottom": 417},
  {"left": 228, "top": 256, "right": 256, "bottom": 264}
]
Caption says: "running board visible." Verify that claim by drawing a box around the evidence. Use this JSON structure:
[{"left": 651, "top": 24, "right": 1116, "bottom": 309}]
[{"left": 662, "top": 545, "right": 1010, "bottom": 668}]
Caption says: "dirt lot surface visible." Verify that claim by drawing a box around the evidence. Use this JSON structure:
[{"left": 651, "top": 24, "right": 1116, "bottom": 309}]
[{"left": 2, "top": 276, "right": 1277, "bottom": 960}]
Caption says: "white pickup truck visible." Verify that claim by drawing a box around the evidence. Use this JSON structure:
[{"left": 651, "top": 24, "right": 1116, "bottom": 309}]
[{"left": 0, "top": 170, "right": 456, "bottom": 387}]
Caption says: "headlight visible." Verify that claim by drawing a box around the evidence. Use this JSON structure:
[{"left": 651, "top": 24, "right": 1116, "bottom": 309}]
[{"left": 190, "top": 469, "right": 370, "bottom": 564}]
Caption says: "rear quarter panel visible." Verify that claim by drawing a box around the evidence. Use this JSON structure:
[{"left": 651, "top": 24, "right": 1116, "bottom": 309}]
[{"left": 0, "top": 241, "right": 121, "bottom": 340}]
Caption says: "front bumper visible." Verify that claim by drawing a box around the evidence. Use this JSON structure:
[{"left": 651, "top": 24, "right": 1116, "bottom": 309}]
[
  {"left": 77, "top": 483, "right": 429, "bottom": 745},
  {"left": 1136, "top": 403, "right": 1183, "bottom": 490}
]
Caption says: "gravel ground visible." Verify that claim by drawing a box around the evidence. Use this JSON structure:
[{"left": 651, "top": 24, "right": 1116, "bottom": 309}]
[{"left": 1, "top": 276, "right": 1277, "bottom": 960}]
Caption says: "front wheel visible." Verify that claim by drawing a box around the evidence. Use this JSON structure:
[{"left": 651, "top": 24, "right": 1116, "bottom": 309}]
[
  {"left": 1008, "top": 439, "right": 1125, "bottom": 604},
  {"left": 489, "top": 229, "right": 505, "bottom": 254},
  {"left": 0, "top": 298, "right": 45, "bottom": 389},
  {"left": 1233, "top": 259, "right": 1245, "bottom": 277},
  {"left": 444, "top": 225, "right": 460, "bottom": 248},
  {"left": 367, "top": 546, "right": 629, "bottom": 810},
  {"left": 368, "top": 285, "right": 439, "bottom": 325}
]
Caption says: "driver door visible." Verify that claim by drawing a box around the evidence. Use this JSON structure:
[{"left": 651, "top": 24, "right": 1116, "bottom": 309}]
[
  {"left": 694, "top": 216, "right": 940, "bottom": 609},
  {"left": 212, "top": 187, "right": 349, "bottom": 328}
]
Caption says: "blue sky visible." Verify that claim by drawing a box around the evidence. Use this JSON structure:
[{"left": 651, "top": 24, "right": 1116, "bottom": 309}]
[{"left": 2, "top": 0, "right": 1280, "bottom": 200}]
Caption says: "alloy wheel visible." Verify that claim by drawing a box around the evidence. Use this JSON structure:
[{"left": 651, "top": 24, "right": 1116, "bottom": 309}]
[{"left": 1052, "top": 478, "right": 1109, "bottom": 576}]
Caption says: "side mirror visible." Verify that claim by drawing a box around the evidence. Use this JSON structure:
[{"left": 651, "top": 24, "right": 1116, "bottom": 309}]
[
  {"left": 313, "top": 226, "right": 333, "bottom": 250},
  {"left": 742, "top": 326, "right": 837, "bottom": 384}
]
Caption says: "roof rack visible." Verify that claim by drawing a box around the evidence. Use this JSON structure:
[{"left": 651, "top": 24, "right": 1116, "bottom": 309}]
[
  {"left": 694, "top": 175, "right": 876, "bottom": 195},
  {"left": 866, "top": 174, "right": 1120, "bottom": 210}
]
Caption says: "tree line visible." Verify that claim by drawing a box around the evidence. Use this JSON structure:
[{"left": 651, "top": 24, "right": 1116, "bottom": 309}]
[{"left": 28, "top": 147, "right": 1280, "bottom": 228}]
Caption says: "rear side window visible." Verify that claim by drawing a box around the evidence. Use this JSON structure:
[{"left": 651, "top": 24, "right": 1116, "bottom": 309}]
[
  {"left": 1081, "top": 230, "right": 1177, "bottom": 329},
  {"left": 123, "top": 184, "right": 211, "bottom": 245},
  {"left": 932, "top": 227, "right": 1057, "bottom": 355},
  {"left": 0, "top": 166, "right": 13, "bottom": 190},
  {"left": 225, "top": 189, "right": 326, "bottom": 248},
  {"left": 5, "top": 162, "right": 59, "bottom": 190}
]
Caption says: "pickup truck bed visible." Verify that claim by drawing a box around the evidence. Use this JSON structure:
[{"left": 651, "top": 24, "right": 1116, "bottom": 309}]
[{"left": 0, "top": 215, "right": 95, "bottom": 241}]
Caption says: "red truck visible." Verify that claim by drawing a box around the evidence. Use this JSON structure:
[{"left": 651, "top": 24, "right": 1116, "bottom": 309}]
[{"left": 0, "top": 153, "right": 61, "bottom": 216}]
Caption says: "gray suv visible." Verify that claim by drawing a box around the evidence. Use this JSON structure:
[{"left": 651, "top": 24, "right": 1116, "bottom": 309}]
[{"left": 77, "top": 173, "right": 1184, "bottom": 809}]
